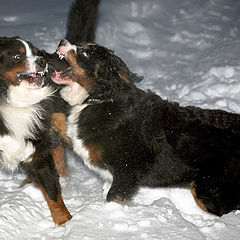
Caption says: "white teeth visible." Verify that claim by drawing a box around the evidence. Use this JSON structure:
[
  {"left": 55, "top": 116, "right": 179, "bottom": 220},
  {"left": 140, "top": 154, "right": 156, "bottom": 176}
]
[
  {"left": 36, "top": 72, "right": 44, "bottom": 76},
  {"left": 57, "top": 51, "right": 64, "bottom": 60}
]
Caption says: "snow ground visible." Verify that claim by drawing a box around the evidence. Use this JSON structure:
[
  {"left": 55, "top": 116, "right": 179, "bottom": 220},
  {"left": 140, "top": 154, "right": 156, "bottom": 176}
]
[{"left": 1, "top": 0, "right": 240, "bottom": 239}]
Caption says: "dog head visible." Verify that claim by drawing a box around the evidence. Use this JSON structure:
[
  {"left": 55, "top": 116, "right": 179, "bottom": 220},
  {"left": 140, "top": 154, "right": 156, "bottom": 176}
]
[
  {"left": 0, "top": 37, "right": 52, "bottom": 106},
  {"left": 51, "top": 39, "right": 143, "bottom": 96},
  {"left": 0, "top": 37, "right": 47, "bottom": 88}
]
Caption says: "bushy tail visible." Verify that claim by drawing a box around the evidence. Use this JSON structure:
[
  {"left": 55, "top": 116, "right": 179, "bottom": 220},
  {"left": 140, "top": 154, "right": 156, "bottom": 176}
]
[{"left": 65, "top": 0, "right": 101, "bottom": 44}]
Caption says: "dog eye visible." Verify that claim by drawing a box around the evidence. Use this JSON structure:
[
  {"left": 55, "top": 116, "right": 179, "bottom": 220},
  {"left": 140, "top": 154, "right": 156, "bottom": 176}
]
[{"left": 14, "top": 55, "right": 21, "bottom": 61}]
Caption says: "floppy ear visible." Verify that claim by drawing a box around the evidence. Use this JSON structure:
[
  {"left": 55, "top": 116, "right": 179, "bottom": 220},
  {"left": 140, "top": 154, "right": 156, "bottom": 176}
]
[
  {"left": 117, "top": 69, "right": 144, "bottom": 84},
  {"left": 109, "top": 53, "right": 143, "bottom": 84}
]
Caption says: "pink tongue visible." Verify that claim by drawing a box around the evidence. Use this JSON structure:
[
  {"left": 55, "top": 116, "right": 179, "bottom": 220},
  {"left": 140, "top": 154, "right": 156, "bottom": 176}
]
[
  {"left": 52, "top": 71, "right": 74, "bottom": 87},
  {"left": 54, "top": 71, "right": 61, "bottom": 78},
  {"left": 52, "top": 71, "right": 67, "bottom": 83},
  {"left": 58, "top": 46, "right": 68, "bottom": 55}
]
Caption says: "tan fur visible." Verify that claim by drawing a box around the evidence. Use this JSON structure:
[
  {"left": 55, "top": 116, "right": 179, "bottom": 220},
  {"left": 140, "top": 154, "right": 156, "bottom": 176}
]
[
  {"left": 4, "top": 65, "right": 26, "bottom": 83},
  {"left": 52, "top": 146, "right": 67, "bottom": 178},
  {"left": 66, "top": 50, "right": 94, "bottom": 91},
  {"left": 51, "top": 113, "right": 72, "bottom": 146},
  {"left": 85, "top": 145, "right": 102, "bottom": 165},
  {"left": 38, "top": 185, "right": 72, "bottom": 226},
  {"left": 191, "top": 183, "right": 209, "bottom": 213}
]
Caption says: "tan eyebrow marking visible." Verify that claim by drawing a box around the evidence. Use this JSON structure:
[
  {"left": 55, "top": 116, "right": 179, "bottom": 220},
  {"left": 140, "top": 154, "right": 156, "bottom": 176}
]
[
  {"left": 82, "top": 45, "right": 90, "bottom": 50},
  {"left": 19, "top": 47, "right": 25, "bottom": 54}
]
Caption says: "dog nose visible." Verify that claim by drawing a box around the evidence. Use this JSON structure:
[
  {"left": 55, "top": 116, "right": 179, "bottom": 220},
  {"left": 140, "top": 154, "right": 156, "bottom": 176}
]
[
  {"left": 36, "top": 57, "right": 46, "bottom": 68},
  {"left": 58, "top": 39, "right": 70, "bottom": 47}
]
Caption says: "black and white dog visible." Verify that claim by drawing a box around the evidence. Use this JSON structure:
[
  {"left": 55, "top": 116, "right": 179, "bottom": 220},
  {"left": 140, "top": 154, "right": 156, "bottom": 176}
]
[
  {"left": 0, "top": 0, "right": 101, "bottom": 225},
  {"left": 0, "top": 36, "right": 72, "bottom": 226},
  {"left": 52, "top": 40, "right": 240, "bottom": 217},
  {"left": 0, "top": 37, "right": 51, "bottom": 171}
]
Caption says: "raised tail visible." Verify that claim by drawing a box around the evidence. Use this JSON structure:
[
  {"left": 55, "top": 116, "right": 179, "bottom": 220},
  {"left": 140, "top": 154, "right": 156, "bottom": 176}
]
[{"left": 65, "top": 0, "right": 101, "bottom": 44}]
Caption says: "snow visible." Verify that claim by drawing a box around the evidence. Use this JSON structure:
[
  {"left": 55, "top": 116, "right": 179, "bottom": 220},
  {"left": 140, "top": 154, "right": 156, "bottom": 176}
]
[{"left": 1, "top": 0, "right": 240, "bottom": 239}]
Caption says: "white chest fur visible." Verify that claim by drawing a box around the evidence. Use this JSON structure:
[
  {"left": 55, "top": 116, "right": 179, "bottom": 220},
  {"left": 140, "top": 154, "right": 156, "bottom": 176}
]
[
  {"left": 67, "top": 104, "right": 113, "bottom": 182},
  {"left": 0, "top": 83, "right": 53, "bottom": 171},
  {"left": 0, "top": 105, "right": 44, "bottom": 139},
  {"left": 0, "top": 105, "right": 44, "bottom": 171}
]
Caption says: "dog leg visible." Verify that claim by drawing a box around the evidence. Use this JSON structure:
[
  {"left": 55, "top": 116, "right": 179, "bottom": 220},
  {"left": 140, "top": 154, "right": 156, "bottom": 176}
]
[
  {"left": 190, "top": 182, "right": 209, "bottom": 213},
  {"left": 191, "top": 175, "right": 240, "bottom": 216},
  {"left": 106, "top": 172, "right": 138, "bottom": 204},
  {"left": 38, "top": 184, "right": 72, "bottom": 226},
  {"left": 51, "top": 113, "right": 72, "bottom": 188},
  {"left": 20, "top": 146, "right": 68, "bottom": 194},
  {"left": 23, "top": 151, "right": 72, "bottom": 225},
  {"left": 51, "top": 113, "right": 72, "bottom": 147},
  {"left": 52, "top": 145, "right": 68, "bottom": 188}
]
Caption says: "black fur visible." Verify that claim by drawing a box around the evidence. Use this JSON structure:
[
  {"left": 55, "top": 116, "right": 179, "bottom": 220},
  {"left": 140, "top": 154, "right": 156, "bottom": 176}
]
[
  {"left": 54, "top": 42, "right": 240, "bottom": 216},
  {"left": 66, "top": 0, "right": 101, "bottom": 44}
]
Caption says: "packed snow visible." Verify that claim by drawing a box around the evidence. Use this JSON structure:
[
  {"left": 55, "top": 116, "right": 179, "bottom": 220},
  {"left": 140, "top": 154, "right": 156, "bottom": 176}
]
[{"left": 1, "top": 0, "right": 240, "bottom": 239}]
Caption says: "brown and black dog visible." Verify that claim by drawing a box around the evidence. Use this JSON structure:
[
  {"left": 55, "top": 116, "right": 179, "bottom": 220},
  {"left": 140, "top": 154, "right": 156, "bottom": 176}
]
[{"left": 52, "top": 40, "right": 240, "bottom": 216}]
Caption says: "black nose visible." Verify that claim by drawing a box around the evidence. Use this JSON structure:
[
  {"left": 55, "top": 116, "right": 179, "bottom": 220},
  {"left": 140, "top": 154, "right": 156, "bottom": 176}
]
[
  {"left": 36, "top": 57, "right": 46, "bottom": 68},
  {"left": 58, "top": 39, "right": 70, "bottom": 47}
]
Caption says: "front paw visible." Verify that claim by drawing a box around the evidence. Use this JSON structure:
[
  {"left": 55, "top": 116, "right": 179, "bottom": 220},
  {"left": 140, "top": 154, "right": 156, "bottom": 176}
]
[{"left": 106, "top": 188, "right": 131, "bottom": 205}]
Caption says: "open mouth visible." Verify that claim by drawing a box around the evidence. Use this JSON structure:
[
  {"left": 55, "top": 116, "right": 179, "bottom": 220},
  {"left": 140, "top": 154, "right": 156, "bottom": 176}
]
[
  {"left": 17, "top": 71, "right": 46, "bottom": 88},
  {"left": 51, "top": 67, "right": 73, "bottom": 84},
  {"left": 50, "top": 47, "right": 75, "bottom": 86},
  {"left": 51, "top": 50, "right": 73, "bottom": 82},
  {"left": 57, "top": 50, "right": 65, "bottom": 60},
  {"left": 59, "top": 67, "right": 73, "bottom": 78}
]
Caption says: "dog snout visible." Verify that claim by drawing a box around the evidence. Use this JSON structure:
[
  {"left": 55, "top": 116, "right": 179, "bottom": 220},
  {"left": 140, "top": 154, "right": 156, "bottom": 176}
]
[{"left": 36, "top": 57, "right": 46, "bottom": 68}]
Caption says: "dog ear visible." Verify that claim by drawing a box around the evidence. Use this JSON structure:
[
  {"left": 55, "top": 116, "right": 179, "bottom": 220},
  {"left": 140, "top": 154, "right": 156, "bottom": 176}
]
[
  {"left": 110, "top": 54, "right": 143, "bottom": 84},
  {"left": 117, "top": 70, "right": 144, "bottom": 84}
]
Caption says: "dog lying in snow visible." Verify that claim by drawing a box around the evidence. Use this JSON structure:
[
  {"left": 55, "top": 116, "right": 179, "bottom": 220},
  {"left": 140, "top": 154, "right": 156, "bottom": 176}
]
[{"left": 51, "top": 39, "right": 240, "bottom": 216}]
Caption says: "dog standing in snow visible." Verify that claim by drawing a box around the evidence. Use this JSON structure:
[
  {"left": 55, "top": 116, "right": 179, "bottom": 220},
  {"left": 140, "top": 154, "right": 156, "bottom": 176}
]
[
  {"left": 51, "top": 39, "right": 240, "bottom": 216},
  {"left": 0, "top": 0, "right": 101, "bottom": 225}
]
